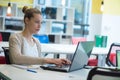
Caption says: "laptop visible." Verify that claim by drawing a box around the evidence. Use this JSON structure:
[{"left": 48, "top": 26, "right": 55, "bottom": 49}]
[
  {"left": 116, "top": 50, "right": 120, "bottom": 67},
  {"left": 40, "top": 41, "right": 95, "bottom": 72}
]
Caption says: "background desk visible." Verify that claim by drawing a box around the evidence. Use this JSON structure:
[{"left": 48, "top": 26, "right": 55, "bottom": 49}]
[
  {"left": 0, "top": 65, "right": 90, "bottom": 80},
  {"left": 0, "top": 42, "right": 109, "bottom": 55},
  {"left": 0, "top": 42, "right": 109, "bottom": 66},
  {"left": 41, "top": 43, "right": 77, "bottom": 54},
  {"left": 41, "top": 44, "right": 109, "bottom": 66},
  {"left": 41, "top": 43, "right": 109, "bottom": 54}
]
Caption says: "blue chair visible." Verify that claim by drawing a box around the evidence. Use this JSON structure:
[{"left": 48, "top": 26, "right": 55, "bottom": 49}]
[
  {"left": 33, "top": 34, "right": 49, "bottom": 43},
  {"left": 33, "top": 34, "right": 49, "bottom": 57}
]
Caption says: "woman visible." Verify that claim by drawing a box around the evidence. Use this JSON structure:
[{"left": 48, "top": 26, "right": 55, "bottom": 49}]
[{"left": 9, "top": 6, "right": 70, "bottom": 66}]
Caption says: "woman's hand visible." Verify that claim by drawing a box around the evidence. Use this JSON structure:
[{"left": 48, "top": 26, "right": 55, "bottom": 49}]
[
  {"left": 53, "top": 58, "right": 71, "bottom": 67},
  {"left": 45, "top": 58, "right": 71, "bottom": 67}
]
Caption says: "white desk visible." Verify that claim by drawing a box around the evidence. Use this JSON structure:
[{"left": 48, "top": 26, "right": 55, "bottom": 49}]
[
  {"left": 0, "top": 42, "right": 9, "bottom": 50},
  {"left": 0, "top": 42, "right": 109, "bottom": 55},
  {"left": 41, "top": 43, "right": 77, "bottom": 54},
  {"left": 0, "top": 42, "right": 76, "bottom": 54},
  {"left": 0, "top": 42, "right": 9, "bottom": 56},
  {"left": 0, "top": 42, "right": 109, "bottom": 66},
  {"left": 41, "top": 43, "right": 109, "bottom": 55},
  {"left": 0, "top": 65, "right": 90, "bottom": 80},
  {"left": 41, "top": 44, "right": 109, "bottom": 66}
]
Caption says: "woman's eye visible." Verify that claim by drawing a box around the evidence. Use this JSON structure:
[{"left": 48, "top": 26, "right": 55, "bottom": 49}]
[{"left": 35, "top": 21, "right": 40, "bottom": 24}]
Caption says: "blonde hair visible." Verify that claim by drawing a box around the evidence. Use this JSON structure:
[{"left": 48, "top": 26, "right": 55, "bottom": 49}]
[{"left": 22, "top": 6, "right": 41, "bottom": 23}]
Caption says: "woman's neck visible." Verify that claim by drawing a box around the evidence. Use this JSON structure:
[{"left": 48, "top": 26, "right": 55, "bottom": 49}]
[
  {"left": 22, "top": 30, "right": 35, "bottom": 46},
  {"left": 22, "top": 29, "right": 33, "bottom": 40}
]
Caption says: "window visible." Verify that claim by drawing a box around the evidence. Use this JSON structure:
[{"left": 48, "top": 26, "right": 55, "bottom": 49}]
[{"left": 71, "top": 0, "right": 91, "bottom": 37}]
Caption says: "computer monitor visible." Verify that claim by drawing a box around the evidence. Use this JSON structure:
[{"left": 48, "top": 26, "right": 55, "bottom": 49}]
[
  {"left": 116, "top": 50, "right": 120, "bottom": 67},
  {"left": 106, "top": 43, "right": 120, "bottom": 67}
]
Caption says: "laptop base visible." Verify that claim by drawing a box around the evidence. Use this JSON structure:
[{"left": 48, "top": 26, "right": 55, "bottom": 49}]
[{"left": 40, "top": 66, "right": 68, "bottom": 72}]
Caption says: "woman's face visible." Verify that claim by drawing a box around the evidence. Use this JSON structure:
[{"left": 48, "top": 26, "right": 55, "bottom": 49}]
[{"left": 25, "top": 13, "right": 42, "bottom": 34}]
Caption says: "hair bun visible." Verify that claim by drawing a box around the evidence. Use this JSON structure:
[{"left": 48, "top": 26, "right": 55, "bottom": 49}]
[{"left": 22, "top": 6, "right": 28, "bottom": 14}]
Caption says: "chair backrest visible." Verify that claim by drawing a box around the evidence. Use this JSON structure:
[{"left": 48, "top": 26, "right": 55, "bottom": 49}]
[
  {"left": 87, "top": 67, "right": 120, "bottom": 80},
  {"left": 33, "top": 34, "right": 49, "bottom": 43},
  {"left": 0, "top": 33, "right": 2, "bottom": 41},
  {"left": 2, "top": 47, "right": 11, "bottom": 64},
  {"left": 0, "top": 32, "right": 11, "bottom": 41},
  {"left": 106, "top": 43, "right": 120, "bottom": 67},
  {"left": 72, "top": 37, "right": 86, "bottom": 45}
]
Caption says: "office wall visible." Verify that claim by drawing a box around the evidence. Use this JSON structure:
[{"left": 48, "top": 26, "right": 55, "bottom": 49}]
[
  {"left": 0, "top": 0, "right": 33, "bottom": 6},
  {"left": 101, "top": 14, "right": 120, "bottom": 46},
  {"left": 104, "top": 0, "right": 120, "bottom": 15},
  {"left": 88, "top": 0, "right": 120, "bottom": 47},
  {"left": 87, "top": 0, "right": 103, "bottom": 42}
]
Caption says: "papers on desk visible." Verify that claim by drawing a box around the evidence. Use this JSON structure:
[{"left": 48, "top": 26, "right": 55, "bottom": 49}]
[{"left": 12, "top": 64, "right": 40, "bottom": 70}]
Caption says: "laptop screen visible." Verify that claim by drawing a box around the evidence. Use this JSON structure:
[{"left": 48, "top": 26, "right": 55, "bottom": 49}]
[
  {"left": 106, "top": 43, "right": 120, "bottom": 67},
  {"left": 69, "top": 41, "right": 95, "bottom": 72},
  {"left": 116, "top": 50, "right": 120, "bottom": 67},
  {"left": 40, "top": 41, "right": 95, "bottom": 72}
]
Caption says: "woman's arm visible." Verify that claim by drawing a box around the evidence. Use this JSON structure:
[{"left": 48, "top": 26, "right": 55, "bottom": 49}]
[
  {"left": 9, "top": 34, "right": 45, "bottom": 65},
  {"left": 9, "top": 34, "right": 71, "bottom": 66}
]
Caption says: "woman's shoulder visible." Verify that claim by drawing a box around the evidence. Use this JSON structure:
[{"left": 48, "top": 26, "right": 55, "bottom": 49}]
[
  {"left": 33, "top": 36, "right": 40, "bottom": 44},
  {"left": 9, "top": 33, "right": 23, "bottom": 45},
  {"left": 10, "top": 32, "right": 23, "bottom": 40}
]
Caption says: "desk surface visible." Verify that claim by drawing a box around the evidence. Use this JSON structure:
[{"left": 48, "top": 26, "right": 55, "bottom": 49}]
[
  {"left": 41, "top": 43, "right": 77, "bottom": 54},
  {"left": 0, "top": 42, "right": 109, "bottom": 55},
  {"left": 41, "top": 43, "right": 109, "bottom": 55},
  {"left": 0, "top": 65, "right": 90, "bottom": 80}
]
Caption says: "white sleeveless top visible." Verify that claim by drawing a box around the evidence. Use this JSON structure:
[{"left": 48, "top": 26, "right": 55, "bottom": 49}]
[{"left": 22, "top": 37, "right": 39, "bottom": 57}]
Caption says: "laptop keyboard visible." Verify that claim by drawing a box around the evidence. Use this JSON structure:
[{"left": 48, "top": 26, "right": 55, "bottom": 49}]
[
  {"left": 48, "top": 64, "right": 70, "bottom": 69},
  {"left": 61, "top": 64, "right": 70, "bottom": 68}
]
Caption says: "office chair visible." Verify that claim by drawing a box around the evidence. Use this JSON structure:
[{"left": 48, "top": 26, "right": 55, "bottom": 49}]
[
  {"left": 72, "top": 37, "right": 86, "bottom": 45},
  {"left": 0, "top": 32, "right": 11, "bottom": 41},
  {"left": 0, "top": 56, "right": 6, "bottom": 64},
  {"left": 2, "top": 47, "right": 11, "bottom": 64},
  {"left": 33, "top": 34, "right": 49, "bottom": 43},
  {"left": 0, "top": 33, "right": 2, "bottom": 41},
  {"left": 106, "top": 43, "right": 120, "bottom": 67},
  {"left": 87, "top": 67, "right": 120, "bottom": 80}
]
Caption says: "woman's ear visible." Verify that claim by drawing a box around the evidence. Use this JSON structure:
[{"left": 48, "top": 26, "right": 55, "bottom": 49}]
[{"left": 24, "top": 18, "right": 29, "bottom": 24}]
